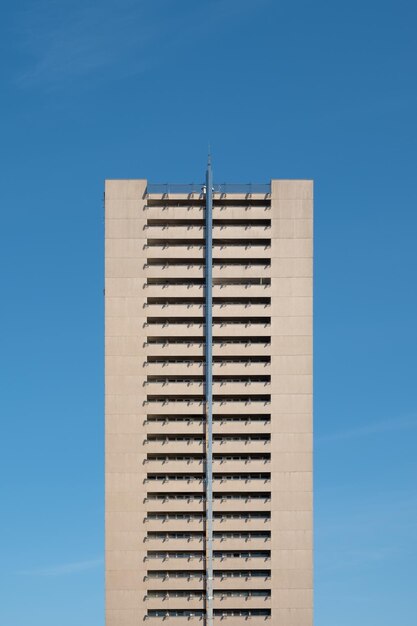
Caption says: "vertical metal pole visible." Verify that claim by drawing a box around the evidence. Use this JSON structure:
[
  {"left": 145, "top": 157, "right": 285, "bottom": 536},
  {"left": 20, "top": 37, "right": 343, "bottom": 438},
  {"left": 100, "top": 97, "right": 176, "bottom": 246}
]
[{"left": 205, "top": 156, "right": 213, "bottom": 626}]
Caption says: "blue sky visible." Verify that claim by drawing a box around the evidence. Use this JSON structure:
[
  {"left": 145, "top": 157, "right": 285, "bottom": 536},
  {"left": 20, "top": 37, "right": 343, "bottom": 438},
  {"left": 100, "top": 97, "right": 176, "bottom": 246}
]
[{"left": 0, "top": 0, "right": 416, "bottom": 624}]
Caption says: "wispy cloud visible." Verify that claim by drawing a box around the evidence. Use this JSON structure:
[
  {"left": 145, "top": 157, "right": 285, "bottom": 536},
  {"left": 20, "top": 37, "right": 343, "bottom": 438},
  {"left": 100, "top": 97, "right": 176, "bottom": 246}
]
[
  {"left": 317, "top": 414, "right": 417, "bottom": 443},
  {"left": 318, "top": 545, "right": 401, "bottom": 573},
  {"left": 16, "top": 0, "right": 158, "bottom": 87},
  {"left": 316, "top": 490, "right": 417, "bottom": 574},
  {"left": 14, "top": 0, "right": 269, "bottom": 88},
  {"left": 18, "top": 557, "right": 103, "bottom": 576}
]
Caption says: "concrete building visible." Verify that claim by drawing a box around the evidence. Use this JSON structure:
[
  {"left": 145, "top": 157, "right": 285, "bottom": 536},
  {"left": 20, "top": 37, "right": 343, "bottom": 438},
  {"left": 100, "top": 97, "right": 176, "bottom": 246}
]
[{"left": 105, "top": 165, "right": 313, "bottom": 626}]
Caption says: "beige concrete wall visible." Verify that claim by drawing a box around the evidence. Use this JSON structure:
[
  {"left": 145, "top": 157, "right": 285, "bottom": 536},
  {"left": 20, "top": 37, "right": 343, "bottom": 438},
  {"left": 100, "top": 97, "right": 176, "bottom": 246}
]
[
  {"left": 270, "top": 180, "right": 313, "bottom": 625},
  {"left": 105, "top": 179, "right": 148, "bottom": 625}
]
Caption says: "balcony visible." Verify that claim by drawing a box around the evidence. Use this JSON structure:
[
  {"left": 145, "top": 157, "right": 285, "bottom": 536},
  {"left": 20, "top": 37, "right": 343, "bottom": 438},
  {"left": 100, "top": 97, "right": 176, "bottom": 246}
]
[
  {"left": 144, "top": 418, "right": 205, "bottom": 435},
  {"left": 213, "top": 244, "right": 271, "bottom": 259},
  {"left": 145, "top": 302, "right": 204, "bottom": 317},
  {"left": 144, "top": 399, "right": 271, "bottom": 415},
  {"left": 214, "top": 322, "right": 270, "bottom": 338},
  {"left": 144, "top": 458, "right": 204, "bottom": 474},
  {"left": 145, "top": 477, "right": 204, "bottom": 493},
  {"left": 145, "top": 438, "right": 204, "bottom": 454},
  {"left": 145, "top": 361, "right": 203, "bottom": 376},
  {"left": 144, "top": 380, "right": 271, "bottom": 396},
  {"left": 145, "top": 342, "right": 205, "bottom": 358},
  {"left": 214, "top": 380, "right": 271, "bottom": 395},
  {"left": 212, "top": 400, "right": 271, "bottom": 414},
  {"left": 144, "top": 205, "right": 205, "bottom": 219},
  {"left": 213, "top": 204, "right": 271, "bottom": 219},
  {"left": 144, "top": 257, "right": 273, "bottom": 280},
  {"left": 213, "top": 497, "right": 270, "bottom": 512},
  {"left": 145, "top": 536, "right": 204, "bottom": 551},
  {"left": 143, "top": 301, "right": 271, "bottom": 319},
  {"left": 144, "top": 615, "right": 272, "bottom": 625},
  {"left": 144, "top": 513, "right": 271, "bottom": 534},
  {"left": 213, "top": 616, "right": 271, "bottom": 625},
  {"left": 145, "top": 574, "right": 204, "bottom": 591},
  {"left": 212, "top": 264, "right": 271, "bottom": 279},
  {"left": 213, "top": 438, "right": 271, "bottom": 454},
  {"left": 145, "top": 264, "right": 204, "bottom": 279},
  {"left": 146, "top": 496, "right": 205, "bottom": 513},
  {"left": 213, "top": 477, "right": 271, "bottom": 492},
  {"left": 145, "top": 379, "right": 203, "bottom": 395},
  {"left": 213, "top": 535, "right": 271, "bottom": 551},
  {"left": 212, "top": 302, "right": 271, "bottom": 317},
  {"left": 213, "top": 555, "right": 271, "bottom": 570},
  {"left": 145, "top": 244, "right": 205, "bottom": 259},
  {"left": 146, "top": 225, "right": 204, "bottom": 240},
  {"left": 213, "top": 224, "right": 271, "bottom": 240},
  {"left": 144, "top": 533, "right": 272, "bottom": 553},
  {"left": 145, "top": 517, "right": 203, "bottom": 532},
  {"left": 144, "top": 556, "right": 204, "bottom": 571},
  {"left": 213, "top": 458, "right": 271, "bottom": 474},
  {"left": 146, "top": 323, "right": 204, "bottom": 338},
  {"left": 213, "top": 573, "right": 271, "bottom": 591},
  {"left": 144, "top": 454, "right": 271, "bottom": 474},
  {"left": 142, "top": 204, "right": 271, "bottom": 221},
  {"left": 144, "top": 242, "right": 271, "bottom": 260},
  {"left": 144, "top": 224, "right": 271, "bottom": 242},
  {"left": 213, "top": 517, "right": 271, "bottom": 533},
  {"left": 213, "top": 342, "right": 271, "bottom": 358},
  {"left": 143, "top": 417, "right": 271, "bottom": 436},
  {"left": 214, "top": 594, "right": 271, "bottom": 610},
  {"left": 145, "top": 595, "right": 204, "bottom": 610},
  {"left": 212, "top": 419, "right": 271, "bottom": 435},
  {"left": 145, "top": 321, "right": 271, "bottom": 339},
  {"left": 144, "top": 590, "right": 299, "bottom": 612},
  {"left": 212, "top": 283, "right": 270, "bottom": 298},
  {"left": 213, "top": 361, "right": 271, "bottom": 376},
  {"left": 146, "top": 494, "right": 271, "bottom": 514},
  {"left": 145, "top": 283, "right": 204, "bottom": 298},
  {"left": 144, "top": 491, "right": 272, "bottom": 514}
]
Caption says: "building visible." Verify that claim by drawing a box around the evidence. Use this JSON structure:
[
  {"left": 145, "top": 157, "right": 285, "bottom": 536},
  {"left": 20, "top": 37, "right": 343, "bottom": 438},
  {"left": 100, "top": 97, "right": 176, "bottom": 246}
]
[{"left": 105, "top": 163, "right": 313, "bottom": 626}]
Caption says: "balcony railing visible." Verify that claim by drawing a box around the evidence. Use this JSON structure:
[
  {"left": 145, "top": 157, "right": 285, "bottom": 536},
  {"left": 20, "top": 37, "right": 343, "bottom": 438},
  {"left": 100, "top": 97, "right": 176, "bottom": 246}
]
[{"left": 147, "top": 183, "right": 271, "bottom": 195}]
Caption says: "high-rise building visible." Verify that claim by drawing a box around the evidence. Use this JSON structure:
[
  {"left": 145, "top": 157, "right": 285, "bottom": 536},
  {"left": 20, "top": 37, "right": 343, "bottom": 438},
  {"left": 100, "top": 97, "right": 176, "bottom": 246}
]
[{"left": 105, "top": 163, "right": 313, "bottom": 626}]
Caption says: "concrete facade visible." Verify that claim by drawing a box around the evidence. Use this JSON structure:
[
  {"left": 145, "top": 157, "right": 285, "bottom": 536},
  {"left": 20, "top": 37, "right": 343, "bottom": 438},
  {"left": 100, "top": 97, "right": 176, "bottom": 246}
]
[{"left": 105, "top": 178, "right": 313, "bottom": 625}]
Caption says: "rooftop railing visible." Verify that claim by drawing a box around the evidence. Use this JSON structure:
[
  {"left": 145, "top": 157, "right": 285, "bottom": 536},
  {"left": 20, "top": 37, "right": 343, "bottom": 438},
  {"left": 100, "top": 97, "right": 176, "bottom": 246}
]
[{"left": 147, "top": 183, "right": 270, "bottom": 195}]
